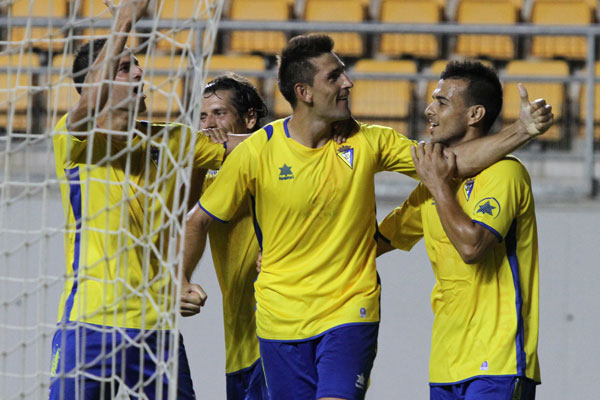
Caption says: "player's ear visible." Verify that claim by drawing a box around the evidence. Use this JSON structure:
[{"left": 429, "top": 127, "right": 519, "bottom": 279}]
[
  {"left": 468, "top": 105, "right": 486, "bottom": 127},
  {"left": 243, "top": 108, "right": 257, "bottom": 131},
  {"left": 294, "top": 82, "right": 312, "bottom": 104}
]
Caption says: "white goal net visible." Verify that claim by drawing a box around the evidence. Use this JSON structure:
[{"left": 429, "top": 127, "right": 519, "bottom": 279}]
[{"left": 0, "top": 0, "right": 223, "bottom": 398}]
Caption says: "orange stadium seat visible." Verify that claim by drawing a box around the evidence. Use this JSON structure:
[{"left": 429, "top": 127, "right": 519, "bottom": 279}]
[
  {"left": 350, "top": 59, "right": 416, "bottom": 126},
  {"left": 303, "top": 0, "right": 365, "bottom": 58},
  {"left": 42, "top": 54, "right": 79, "bottom": 127},
  {"left": 503, "top": 60, "right": 569, "bottom": 142},
  {"left": 228, "top": 0, "right": 289, "bottom": 55},
  {"left": 530, "top": 1, "right": 593, "bottom": 60},
  {"left": 455, "top": 0, "right": 518, "bottom": 60},
  {"left": 272, "top": 87, "right": 293, "bottom": 118},
  {"left": 137, "top": 53, "right": 188, "bottom": 120},
  {"left": 0, "top": 53, "right": 40, "bottom": 132},
  {"left": 8, "top": 0, "right": 71, "bottom": 51},
  {"left": 207, "top": 54, "right": 266, "bottom": 91},
  {"left": 378, "top": 0, "right": 441, "bottom": 59},
  {"left": 578, "top": 62, "right": 600, "bottom": 140},
  {"left": 78, "top": 0, "right": 141, "bottom": 49}
]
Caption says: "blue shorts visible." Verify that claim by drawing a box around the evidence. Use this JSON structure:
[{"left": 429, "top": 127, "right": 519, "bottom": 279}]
[
  {"left": 226, "top": 359, "right": 269, "bottom": 400},
  {"left": 48, "top": 324, "right": 195, "bottom": 400},
  {"left": 259, "top": 323, "right": 379, "bottom": 400},
  {"left": 430, "top": 376, "right": 537, "bottom": 400}
]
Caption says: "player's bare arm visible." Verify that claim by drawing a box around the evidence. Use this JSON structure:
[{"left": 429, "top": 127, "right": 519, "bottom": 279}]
[
  {"left": 447, "top": 83, "right": 553, "bottom": 178},
  {"left": 179, "top": 203, "right": 214, "bottom": 317},
  {"left": 412, "top": 144, "right": 497, "bottom": 263},
  {"left": 67, "top": 0, "right": 149, "bottom": 133}
]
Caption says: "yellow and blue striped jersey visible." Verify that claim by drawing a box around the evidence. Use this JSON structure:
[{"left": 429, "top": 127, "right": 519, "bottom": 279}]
[
  {"left": 199, "top": 117, "right": 417, "bottom": 340},
  {"left": 53, "top": 114, "right": 225, "bottom": 329},
  {"left": 379, "top": 157, "right": 540, "bottom": 384},
  {"left": 202, "top": 171, "right": 261, "bottom": 374}
]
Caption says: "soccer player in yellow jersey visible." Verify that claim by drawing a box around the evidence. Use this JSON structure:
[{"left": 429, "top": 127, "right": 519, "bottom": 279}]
[
  {"left": 180, "top": 35, "right": 552, "bottom": 400},
  {"left": 194, "top": 74, "right": 269, "bottom": 399},
  {"left": 378, "top": 61, "right": 541, "bottom": 399},
  {"left": 49, "top": 1, "right": 246, "bottom": 399}
]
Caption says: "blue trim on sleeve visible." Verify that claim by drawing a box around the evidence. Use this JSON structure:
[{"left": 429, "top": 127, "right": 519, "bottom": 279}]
[
  {"left": 222, "top": 141, "right": 227, "bottom": 150},
  {"left": 505, "top": 219, "right": 527, "bottom": 377},
  {"left": 283, "top": 117, "right": 291, "bottom": 138},
  {"left": 264, "top": 124, "right": 274, "bottom": 141},
  {"left": 250, "top": 195, "right": 263, "bottom": 250},
  {"left": 62, "top": 167, "right": 82, "bottom": 323},
  {"left": 198, "top": 201, "right": 229, "bottom": 223},
  {"left": 473, "top": 220, "right": 503, "bottom": 242}
]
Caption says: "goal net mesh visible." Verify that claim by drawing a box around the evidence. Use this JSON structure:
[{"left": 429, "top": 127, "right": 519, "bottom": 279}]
[{"left": 0, "top": 0, "right": 224, "bottom": 398}]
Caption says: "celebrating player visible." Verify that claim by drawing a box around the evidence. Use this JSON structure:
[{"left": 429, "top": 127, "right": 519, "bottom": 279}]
[
  {"left": 49, "top": 0, "right": 246, "bottom": 398},
  {"left": 181, "top": 34, "right": 552, "bottom": 400},
  {"left": 378, "top": 61, "right": 541, "bottom": 399}
]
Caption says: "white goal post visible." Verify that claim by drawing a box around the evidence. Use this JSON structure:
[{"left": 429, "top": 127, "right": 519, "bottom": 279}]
[{"left": 0, "top": 0, "right": 224, "bottom": 398}]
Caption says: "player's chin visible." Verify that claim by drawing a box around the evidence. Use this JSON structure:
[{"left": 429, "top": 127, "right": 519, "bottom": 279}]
[{"left": 138, "top": 99, "right": 147, "bottom": 114}]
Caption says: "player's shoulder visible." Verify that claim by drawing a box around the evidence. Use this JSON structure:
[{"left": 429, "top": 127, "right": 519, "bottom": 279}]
[
  {"left": 245, "top": 117, "right": 289, "bottom": 149},
  {"left": 480, "top": 155, "right": 530, "bottom": 181}
]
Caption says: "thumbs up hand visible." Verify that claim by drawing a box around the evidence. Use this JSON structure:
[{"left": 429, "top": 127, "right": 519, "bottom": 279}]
[{"left": 518, "top": 83, "right": 554, "bottom": 137}]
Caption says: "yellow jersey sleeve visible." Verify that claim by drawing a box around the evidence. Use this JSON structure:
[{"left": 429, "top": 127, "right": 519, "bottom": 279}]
[
  {"left": 192, "top": 129, "right": 226, "bottom": 170},
  {"left": 361, "top": 123, "right": 418, "bottom": 178},
  {"left": 469, "top": 157, "right": 531, "bottom": 241},
  {"left": 52, "top": 114, "right": 87, "bottom": 168},
  {"left": 378, "top": 184, "right": 427, "bottom": 251}
]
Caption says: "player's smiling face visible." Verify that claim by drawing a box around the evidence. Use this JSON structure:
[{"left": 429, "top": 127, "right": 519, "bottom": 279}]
[
  {"left": 112, "top": 51, "right": 146, "bottom": 113},
  {"left": 200, "top": 89, "right": 249, "bottom": 133},
  {"left": 425, "top": 78, "right": 471, "bottom": 146},
  {"left": 306, "top": 52, "right": 353, "bottom": 122}
]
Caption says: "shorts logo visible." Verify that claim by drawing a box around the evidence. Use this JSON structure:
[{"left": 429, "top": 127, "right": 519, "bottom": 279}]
[
  {"left": 355, "top": 373, "right": 366, "bottom": 390},
  {"left": 50, "top": 347, "right": 60, "bottom": 377},
  {"left": 337, "top": 146, "right": 354, "bottom": 169},
  {"left": 474, "top": 197, "right": 501, "bottom": 219},
  {"left": 360, "top": 307, "right": 366, "bottom": 318},
  {"left": 480, "top": 361, "right": 489, "bottom": 371},
  {"left": 278, "top": 164, "right": 294, "bottom": 180}
]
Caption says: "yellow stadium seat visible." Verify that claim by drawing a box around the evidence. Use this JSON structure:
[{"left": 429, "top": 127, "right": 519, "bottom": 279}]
[
  {"left": 228, "top": 0, "right": 289, "bottom": 55},
  {"left": 350, "top": 59, "right": 417, "bottom": 121},
  {"left": 206, "top": 54, "right": 266, "bottom": 91},
  {"left": 273, "top": 88, "right": 293, "bottom": 118},
  {"left": 8, "top": 0, "right": 70, "bottom": 51},
  {"left": 0, "top": 53, "right": 40, "bottom": 132},
  {"left": 43, "top": 54, "right": 79, "bottom": 121},
  {"left": 530, "top": 1, "right": 592, "bottom": 60},
  {"left": 455, "top": 0, "right": 517, "bottom": 60},
  {"left": 303, "top": 0, "right": 365, "bottom": 58},
  {"left": 378, "top": 0, "right": 441, "bottom": 59},
  {"left": 578, "top": 62, "right": 600, "bottom": 140},
  {"left": 136, "top": 53, "right": 188, "bottom": 120},
  {"left": 503, "top": 60, "right": 569, "bottom": 141},
  {"left": 78, "top": 0, "right": 140, "bottom": 48}
]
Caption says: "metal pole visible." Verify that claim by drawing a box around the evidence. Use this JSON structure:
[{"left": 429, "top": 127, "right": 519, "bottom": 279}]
[{"left": 584, "top": 32, "right": 598, "bottom": 197}]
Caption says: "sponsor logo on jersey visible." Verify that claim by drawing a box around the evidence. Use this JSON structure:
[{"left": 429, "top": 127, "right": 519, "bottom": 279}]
[
  {"left": 337, "top": 145, "right": 354, "bottom": 169},
  {"left": 278, "top": 164, "right": 294, "bottom": 180},
  {"left": 355, "top": 373, "right": 366, "bottom": 390},
  {"left": 474, "top": 197, "right": 501, "bottom": 219},
  {"left": 464, "top": 178, "right": 475, "bottom": 201},
  {"left": 150, "top": 145, "right": 160, "bottom": 164},
  {"left": 360, "top": 307, "right": 366, "bottom": 318},
  {"left": 480, "top": 361, "right": 489, "bottom": 371}
]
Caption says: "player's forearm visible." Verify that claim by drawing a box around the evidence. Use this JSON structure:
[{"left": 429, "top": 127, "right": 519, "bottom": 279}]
[
  {"left": 450, "top": 122, "right": 529, "bottom": 178},
  {"left": 224, "top": 133, "right": 252, "bottom": 156},
  {"left": 181, "top": 206, "right": 211, "bottom": 282},
  {"left": 430, "top": 184, "right": 487, "bottom": 263}
]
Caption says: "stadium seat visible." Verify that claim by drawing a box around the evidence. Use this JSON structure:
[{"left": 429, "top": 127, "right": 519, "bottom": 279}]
[
  {"left": 0, "top": 53, "right": 40, "bottom": 132},
  {"left": 207, "top": 54, "right": 267, "bottom": 91},
  {"left": 228, "top": 0, "right": 289, "bottom": 55},
  {"left": 378, "top": 0, "right": 441, "bottom": 59},
  {"left": 272, "top": 87, "right": 293, "bottom": 118},
  {"left": 8, "top": 0, "right": 70, "bottom": 51},
  {"left": 350, "top": 59, "right": 417, "bottom": 123},
  {"left": 577, "top": 61, "right": 600, "bottom": 140},
  {"left": 137, "top": 53, "right": 188, "bottom": 120},
  {"left": 43, "top": 54, "right": 79, "bottom": 125},
  {"left": 503, "top": 60, "right": 569, "bottom": 141},
  {"left": 455, "top": 0, "right": 517, "bottom": 60},
  {"left": 530, "top": 1, "right": 593, "bottom": 60},
  {"left": 303, "top": 0, "right": 365, "bottom": 58}
]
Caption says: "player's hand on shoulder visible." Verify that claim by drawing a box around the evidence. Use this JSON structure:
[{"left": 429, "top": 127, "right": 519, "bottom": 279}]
[
  {"left": 180, "top": 281, "right": 207, "bottom": 317},
  {"left": 202, "top": 127, "right": 229, "bottom": 144},
  {"left": 331, "top": 118, "right": 359, "bottom": 144},
  {"left": 517, "top": 83, "right": 554, "bottom": 137},
  {"left": 411, "top": 142, "right": 457, "bottom": 190}
]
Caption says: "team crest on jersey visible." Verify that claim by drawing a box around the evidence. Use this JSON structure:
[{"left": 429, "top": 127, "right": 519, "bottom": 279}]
[
  {"left": 464, "top": 179, "right": 475, "bottom": 201},
  {"left": 337, "top": 145, "right": 354, "bottom": 169},
  {"left": 473, "top": 197, "right": 501, "bottom": 219},
  {"left": 278, "top": 164, "right": 294, "bottom": 180},
  {"left": 150, "top": 145, "right": 160, "bottom": 164}
]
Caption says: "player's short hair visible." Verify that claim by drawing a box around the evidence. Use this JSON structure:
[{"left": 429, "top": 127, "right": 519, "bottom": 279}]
[
  {"left": 440, "top": 60, "right": 503, "bottom": 133},
  {"left": 72, "top": 38, "right": 107, "bottom": 94},
  {"left": 204, "top": 73, "right": 268, "bottom": 132},
  {"left": 278, "top": 34, "right": 335, "bottom": 108}
]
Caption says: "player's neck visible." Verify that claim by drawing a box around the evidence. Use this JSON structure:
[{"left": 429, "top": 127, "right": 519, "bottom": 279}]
[
  {"left": 96, "top": 110, "right": 136, "bottom": 133},
  {"left": 288, "top": 111, "right": 332, "bottom": 149}
]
